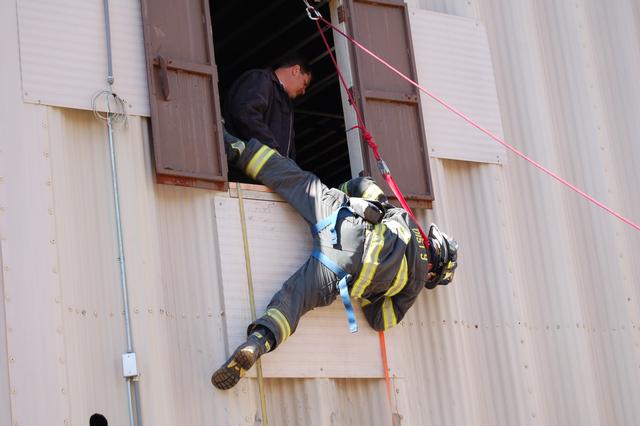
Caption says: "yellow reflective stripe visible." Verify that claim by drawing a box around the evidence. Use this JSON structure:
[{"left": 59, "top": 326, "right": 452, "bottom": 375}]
[
  {"left": 385, "top": 221, "right": 411, "bottom": 244},
  {"left": 252, "top": 149, "right": 276, "bottom": 178},
  {"left": 351, "top": 224, "right": 386, "bottom": 298},
  {"left": 382, "top": 297, "right": 397, "bottom": 330},
  {"left": 266, "top": 309, "right": 287, "bottom": 340},
  {"left": 246, "top": 146, "right": 276, "bottom": 179},
  {"left": 340, "top": 182, "right": 349, "bottom": 193},
  {"left": 267, "top": 308, "right": 291, "bottom": 340},
  {"left": 245, "top": 146, "right": 269, "bottom": 177},
  {"left": 385, "top": 255, "right": 408, "bottom": 297},
  {"left": 360, "top": 298, "right": 371, "bottom": 307},
  {"left": 362, "top": 184, "right": 384, "bottom": 201}
]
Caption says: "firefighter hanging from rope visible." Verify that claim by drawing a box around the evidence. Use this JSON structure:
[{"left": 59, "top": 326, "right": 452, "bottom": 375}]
[{"left": 212, "top": 131, "right": 458, "bottom": 390}]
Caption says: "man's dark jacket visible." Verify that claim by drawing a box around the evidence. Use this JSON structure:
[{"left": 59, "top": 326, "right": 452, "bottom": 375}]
[{"left": 223, "top": 69, "right": 295, "bottom": 159}]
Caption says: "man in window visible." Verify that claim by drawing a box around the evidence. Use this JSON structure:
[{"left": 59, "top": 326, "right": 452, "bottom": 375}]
[
  {"left": 212, "top": 131, "right": 459, "bottom": 390},
  {"left": 223, "top": 54, "right": 312, "bottom": 168}
]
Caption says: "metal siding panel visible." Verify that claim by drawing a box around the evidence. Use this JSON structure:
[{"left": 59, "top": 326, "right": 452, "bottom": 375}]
[
  {"left": 2, "top": 10, "right": 71, "bottom": 423},
  {"left": 1, "top": 103, "right": 70, "bottom": 424},
  {"left": 215, "top": 196, "right": 386, "bottom": 378},
  {"left": 16, "top": 0, "right": 150, "bottom": 116},
  {"left": 407, "top": 1, "right": 640, "bottom": 425},
  {"left": 410, "top": 9, "right": 506, "bottom": 164},
  {"left": 0, "top": 2, "right": 17, "bottom": 421},
  {"left": 0, "top": 251, "right": 11, "bottom": 426},
  {"left": 47, "top": 107, "right": 132, "bottom": 425},
  {"left": 42, "top": 108, "right": 253, "bottom": 425}
]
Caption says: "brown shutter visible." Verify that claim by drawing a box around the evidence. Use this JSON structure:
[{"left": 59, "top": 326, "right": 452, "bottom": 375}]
[
  {"left": 140, "top": 0, "right": 227, "bottom": 190},
  {"left": 345, "top": 0, "right": 433, "bottom": 204}
]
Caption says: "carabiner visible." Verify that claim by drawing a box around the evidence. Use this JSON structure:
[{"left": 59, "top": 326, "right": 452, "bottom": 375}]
[
  {"left": 303, "top": 0, "right": 322, "bottom": 20},
  {"left": 377, "top": 159, "right": 391, "bottom": 176}
]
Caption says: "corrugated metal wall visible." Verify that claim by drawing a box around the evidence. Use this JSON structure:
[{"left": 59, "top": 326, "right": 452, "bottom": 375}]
[
  {"left": 405, "top": 1, "right": 640, "bottom": 425},
  {"left": 1, "top": 0, "right": 639, "bottom": 425}
]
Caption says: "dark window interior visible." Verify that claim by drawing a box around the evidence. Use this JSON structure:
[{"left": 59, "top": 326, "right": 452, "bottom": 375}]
[{"left": 211, "top": 0, "right": 352, "bottom": 187}]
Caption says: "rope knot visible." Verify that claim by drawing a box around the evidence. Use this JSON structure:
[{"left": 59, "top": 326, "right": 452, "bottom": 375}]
[{"left": 349, "top": 125, "right": 378, "bottom": 151}]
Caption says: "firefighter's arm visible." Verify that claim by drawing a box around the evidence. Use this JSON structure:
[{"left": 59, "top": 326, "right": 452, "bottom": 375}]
[
  {"left": 228, "top": 73, "right": 278, "bottom": 149},
  {"left": 361, "top": 290, "right": 419, "bottom": 331}
]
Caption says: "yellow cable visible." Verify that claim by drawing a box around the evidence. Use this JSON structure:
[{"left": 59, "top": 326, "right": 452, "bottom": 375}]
[{"left": 237, "top": 184, "right": 269, "bottom": 426}]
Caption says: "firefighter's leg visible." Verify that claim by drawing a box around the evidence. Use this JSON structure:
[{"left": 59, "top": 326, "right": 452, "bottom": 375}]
[
  {"left": 212, "top": 256, "right": 339, "bottom": 390},
  {"left": 228, "top": 134, "right": 346, "bottom": 225},
  {"left": 249, "top": 256, "right": 339, "bottom": 348}
]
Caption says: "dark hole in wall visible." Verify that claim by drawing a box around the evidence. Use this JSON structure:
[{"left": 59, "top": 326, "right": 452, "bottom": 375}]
[
  {"left": 211, "top": 0, "right": 352, "bottom": 188},
  {"left": 89, "top": 413, "right": 108, "bottom": 426}
]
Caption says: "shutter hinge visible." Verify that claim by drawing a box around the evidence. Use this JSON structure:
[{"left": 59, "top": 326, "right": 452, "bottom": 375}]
[
  {"left": 156, "top": 56, "right": 172, "bottom": 101},
  {"left": 347, "top": 86, "right": 356, "bottom": 105},
  {"left": 337, "top": 5, "right": 348, "bottom": 23}
]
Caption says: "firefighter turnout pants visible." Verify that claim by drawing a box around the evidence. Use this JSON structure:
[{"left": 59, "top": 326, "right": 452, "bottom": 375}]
[{"left": 236, "top": 139, "right": 369, "bottom": 349}]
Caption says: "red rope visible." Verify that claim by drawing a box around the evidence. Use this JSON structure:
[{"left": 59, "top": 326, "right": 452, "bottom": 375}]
[
  {"left": 315, "top": 17, "right": 401, "bottom": 426},
  {"left": 317, "top": 15, "right": 640, "bottom": 233},
  {"left": 378, "top": 331, "right": 397, "bottom": 426}
]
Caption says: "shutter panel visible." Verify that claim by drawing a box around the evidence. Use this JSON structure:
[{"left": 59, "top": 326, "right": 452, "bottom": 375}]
[
  {"left": 345, "top": 0, "right": 433, "bottom": 203},
  {"left": 140, "top": 0, "right": 227, "bottom": 189}
]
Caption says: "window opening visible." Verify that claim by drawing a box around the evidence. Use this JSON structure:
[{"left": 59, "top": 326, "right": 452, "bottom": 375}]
[{"left": 211, "top": 0, "right": 352, "bottom": 188}]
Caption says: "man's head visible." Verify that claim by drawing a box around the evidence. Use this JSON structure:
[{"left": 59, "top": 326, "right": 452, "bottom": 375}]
[{"left": 274, "top": 55, "right": 312, "bottom": 99}]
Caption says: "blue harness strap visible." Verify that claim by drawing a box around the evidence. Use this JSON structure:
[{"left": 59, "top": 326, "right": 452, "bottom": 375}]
[
  {"left": 311, "top": 249, "right": 358, "bottom": 333},
  {"left": 312, "top": 205, "right": 355, "bottom": 245}
]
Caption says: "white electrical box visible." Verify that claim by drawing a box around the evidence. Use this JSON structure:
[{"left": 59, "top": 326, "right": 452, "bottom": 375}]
[{"left": 122, "top": 352, "right": 139, "bottom": 378}]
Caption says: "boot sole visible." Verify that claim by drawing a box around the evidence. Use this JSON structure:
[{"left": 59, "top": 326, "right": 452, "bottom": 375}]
[{"left": 211, "top": 347, "right": 257, "bottom": 390}]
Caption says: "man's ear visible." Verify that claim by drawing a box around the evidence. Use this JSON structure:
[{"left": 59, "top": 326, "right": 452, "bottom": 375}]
[{"left": 291, "top": 64, "right": 301, "bottom": 76}]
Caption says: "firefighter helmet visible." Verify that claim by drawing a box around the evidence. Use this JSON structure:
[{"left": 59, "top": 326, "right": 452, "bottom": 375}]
[{"left": 425, "top": 224, "right": 458, "bottom": 288}]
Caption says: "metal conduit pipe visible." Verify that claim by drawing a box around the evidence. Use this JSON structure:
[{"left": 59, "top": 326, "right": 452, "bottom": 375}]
[{"left": 100, "top": 1, "right": 140, "bottom": 425}]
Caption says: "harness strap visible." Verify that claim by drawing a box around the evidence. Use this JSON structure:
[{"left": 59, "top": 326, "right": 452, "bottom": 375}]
[
  {"left": 312, "top": 205, "right": 355, "bottom": 245},
  {"left": 311, "top": 249, "right": 358, "bottom": 333}
]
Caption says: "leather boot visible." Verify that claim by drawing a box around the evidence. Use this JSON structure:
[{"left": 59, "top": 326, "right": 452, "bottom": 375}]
[{"left": 211, "top": 329, "right": 273, "bottom": 390}]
